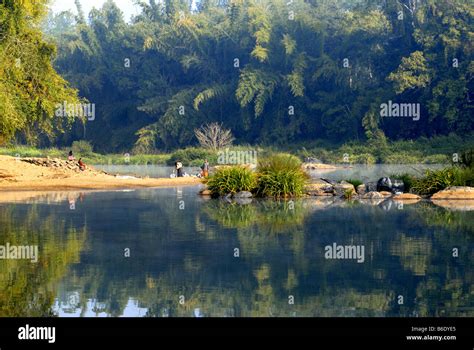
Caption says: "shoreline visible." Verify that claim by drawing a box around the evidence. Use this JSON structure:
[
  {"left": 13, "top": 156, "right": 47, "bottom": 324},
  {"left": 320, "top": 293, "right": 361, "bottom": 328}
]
[{"left": 0, "top": 155, "right": 202, "bottom": 192}]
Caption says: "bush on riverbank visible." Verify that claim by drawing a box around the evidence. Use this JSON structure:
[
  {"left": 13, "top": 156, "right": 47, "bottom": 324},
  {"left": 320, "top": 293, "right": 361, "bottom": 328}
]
[
  {"left": 255, "top": 154, "right": 308, "bottom": 198},
  {"left": 411, "top": 167, "right": 474, "bottom": 195},
  {"left": 205, "top": 166, "right": 257, "bottom": 196}
]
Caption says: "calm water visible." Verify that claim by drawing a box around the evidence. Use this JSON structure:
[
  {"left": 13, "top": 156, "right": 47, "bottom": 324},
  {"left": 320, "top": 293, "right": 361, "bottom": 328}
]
[
  {"left": 93, "top": 164, "right": 201, "bottom": 178},
  {"left": 0, "top": 187, "right": 472, "bottom": 317},
  {"left": 93, "top": 164, "right": 443, "bottom": 181}
]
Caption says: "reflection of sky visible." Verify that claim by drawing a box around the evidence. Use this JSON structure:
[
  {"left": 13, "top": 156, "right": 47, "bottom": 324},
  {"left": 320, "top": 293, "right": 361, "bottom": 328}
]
[{"left": 53, "top": 297, "right": 148, "bottom": 317}]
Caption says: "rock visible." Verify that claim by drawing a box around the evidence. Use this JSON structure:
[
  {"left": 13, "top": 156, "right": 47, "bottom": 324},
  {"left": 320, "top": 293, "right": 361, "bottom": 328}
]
[
  {"left": 356, "top": 184, "right": 366, "bottom": 195},
  {"left": 376, "top": 177, "right": 405, "bottom": 193},
  {"left": 305, "top": 179, "right": 334, "bottom": 196},
  {"left": 393, "top": 193, "right": 421, "bottom": 200},
  {"left": 333, "top": 181, "right": 356, "bottom": 197},
  {"left": 233, "top": 191, "right": 253, "bottom": 198},
  {"left": 431, "top": 186, "right": 474, "bottom": 200},
  {"left": 379, "top": 191, "right": 393, "bottom": 197},
  {"left": 362, "top": 191, "right": 384, "bottom": 200},
  {"left": 366, "top": 182, "right": 377, "bottom": 192},
  {"left": 199, "top": 189, "right": 212, "bottom": 196},
  {"left": 303, "top": 163, "right": 338, "bottom": 170}
]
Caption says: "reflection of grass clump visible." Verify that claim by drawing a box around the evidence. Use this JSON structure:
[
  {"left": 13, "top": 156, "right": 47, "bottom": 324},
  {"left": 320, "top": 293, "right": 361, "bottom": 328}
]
[
  {"left": 204, "top": 199, "right": 307, "bottom": 233},
  {"left": 256, "top": 154, "right": 308, "bottom": 198},
  {"left": 206, "top": 166, "right": 257, "bottom": 196}
]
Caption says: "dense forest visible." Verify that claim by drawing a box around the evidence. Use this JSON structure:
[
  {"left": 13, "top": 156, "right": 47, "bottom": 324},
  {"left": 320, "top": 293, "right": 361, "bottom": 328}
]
[{"left": 1, "top": 0, "right": 473, "bottom": 153}]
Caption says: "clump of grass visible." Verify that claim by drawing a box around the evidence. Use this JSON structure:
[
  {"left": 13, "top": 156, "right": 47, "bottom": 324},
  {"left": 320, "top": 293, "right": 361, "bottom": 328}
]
[
  {"left": 345, "top": 179, "right": 363, "bottom": 188},
  {"left": 256, "top": 153, "right": 308, "bottom": 197},
  {"left": 343, "top": 188, "right": 355, "bottom": 199},
  {"left": 206, "top": 166, "right": 256, "bottom": 196},
  {"left": 409, "top": 165, "right": 474, "bottom": 195}
]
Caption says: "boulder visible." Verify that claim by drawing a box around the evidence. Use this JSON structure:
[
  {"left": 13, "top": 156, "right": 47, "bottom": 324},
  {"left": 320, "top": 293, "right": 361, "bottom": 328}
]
[
  {"left": 376, "top": 177, "right": 405, "bottom": 193},
  {"left": 305, "top": 179, "right": 334, "bottom": 196},
  {"left": 233, "top": 191, "right": 253, "bottom": 198},
  {"left": 356, "top": 184, "right": 366, "bottom": 195},
  {"left": 333, "top": 181, "right": 356, "bottom": 197},
  {"left": 379, "top": 191, "right": 393, "bottom": 197},
  {"left": 393, "top": 193, "right": 421, "bottom": 200},
  {"left": 199, "top": 189, "right": 212, "bottom": 196},
  {"left": 431, "top": 186, "right": 474, "bottom": 200},
  {"left": 366, "top": 182, "right": 378, "bottom": 192},
  {"left": 362, "top": 191, "right": 384, "bottom": 200}
]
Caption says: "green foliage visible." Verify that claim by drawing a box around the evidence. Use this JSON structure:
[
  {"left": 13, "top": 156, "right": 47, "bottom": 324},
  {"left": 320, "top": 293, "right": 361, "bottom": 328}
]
[
  {"left": 206, "top": 166, "right": 257, "bottom": 196},
  {"left": 0, "top": 0, "right": 81, "bottom": 145},
  {"left": 71, "top": 140, "right": 93, "bottom": 156},
  {"left": 345, "top": 179, "right": 363, "bottom": 188},
  {"left": 352, "top": 153, "right": 377, "bottom": 165},
  {"left": 410, "top": 167, "right": 474, "bottom": 195},
  {"left": 0, "top": 0, "right": 468, "bottom": 155},
  {"left": 256, "top": 154, "right": 308, "bottom": 197},
  {"left": 388, "top": 51, "right": 430, "bottom": 94},
  {"left": 167, "top": 147, "right": 216, "bottom": 166},
  {"left": 381, "top": 152, "right": 421, "bottom": 164}
]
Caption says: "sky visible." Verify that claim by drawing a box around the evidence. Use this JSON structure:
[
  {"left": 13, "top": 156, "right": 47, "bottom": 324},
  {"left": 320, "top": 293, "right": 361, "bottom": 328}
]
[{"left": 49, "top": 0, "right": 141, "bottom": 22}]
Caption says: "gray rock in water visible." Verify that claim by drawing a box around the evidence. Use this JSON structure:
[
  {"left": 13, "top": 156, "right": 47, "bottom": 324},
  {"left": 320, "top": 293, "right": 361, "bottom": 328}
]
[
  {"left": 377, "top": 177, "right": 405, "bottom": 193},
  {"left": 333, "top": 181, "right": 356, "bottom": 197},
  {"left": 366, "top": 182, "right": 378, "bottom": 192},
  {"left": 233, "top": 191, "right": 253, "bottom": 198},
  {"left": 362, "top": 191, "right": 384, "bottom": 199}
]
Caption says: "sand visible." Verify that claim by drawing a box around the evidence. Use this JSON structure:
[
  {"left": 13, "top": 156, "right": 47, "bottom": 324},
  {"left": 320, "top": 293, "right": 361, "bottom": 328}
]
[{"left": 0, "top": 155, "right": 201, "bottom": 192}]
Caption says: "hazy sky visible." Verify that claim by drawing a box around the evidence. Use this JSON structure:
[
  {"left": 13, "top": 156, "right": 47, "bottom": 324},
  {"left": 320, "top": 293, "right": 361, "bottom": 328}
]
[{"left": 49, "top": 0, "right": 141, "bottom": 22}]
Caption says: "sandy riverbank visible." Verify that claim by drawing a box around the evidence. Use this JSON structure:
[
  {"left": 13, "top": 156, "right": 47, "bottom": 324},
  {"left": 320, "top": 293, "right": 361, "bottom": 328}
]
[{"left": 0, "top": 155, "right": 201, "bottom": 191}]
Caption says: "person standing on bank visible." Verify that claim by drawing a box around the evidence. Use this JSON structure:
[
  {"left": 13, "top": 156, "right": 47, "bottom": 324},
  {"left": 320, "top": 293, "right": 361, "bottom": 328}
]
[
  {"left": 201, "top": 159, "right": 209, "bottom": 177},
  {"left": 175, "top": 161, "right": 183, "bottom": 177}
]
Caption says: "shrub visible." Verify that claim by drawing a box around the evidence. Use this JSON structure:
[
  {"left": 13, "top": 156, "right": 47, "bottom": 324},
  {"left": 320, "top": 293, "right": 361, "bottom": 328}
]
[
  {"left": 423, "top": 154, "right": 449, "bottom": 164},
  {"left": 381, "top": 152, "right": 420, "bottom": 164},
  {"left": 206, "top": 166, "right": 256, "bottom": 196},
  {"left": 71, "top": 140, "right": 94, "bottom": 156},
  {"left": 167, "top": 147, "right": 217, "bottom": 166},
  {"left": 453, "top": 166, "right": 474, "bottom": 187},
  {"left": 411, "top": 168, "right": 459, "bottom": 195},
  {"left": 256, "top": 153, "right": 308, "bottom": 197},
  {"left": 352, "top": 153, "right": 376, "bottom": 165}
]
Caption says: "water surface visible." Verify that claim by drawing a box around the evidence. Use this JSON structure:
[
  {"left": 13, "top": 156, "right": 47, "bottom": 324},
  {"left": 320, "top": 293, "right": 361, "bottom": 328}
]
[{"left": 0, "top": 187, "right": 472, "bottom": 317}]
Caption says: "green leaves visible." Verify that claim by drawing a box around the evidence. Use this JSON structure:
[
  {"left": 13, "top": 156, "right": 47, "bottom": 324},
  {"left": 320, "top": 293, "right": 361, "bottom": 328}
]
[
  {"left": 236, "top": 68, "right": 278, "bottom": 117},
  {"left": 388, "top": 51, "right": 431, "bottom": 94}
]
